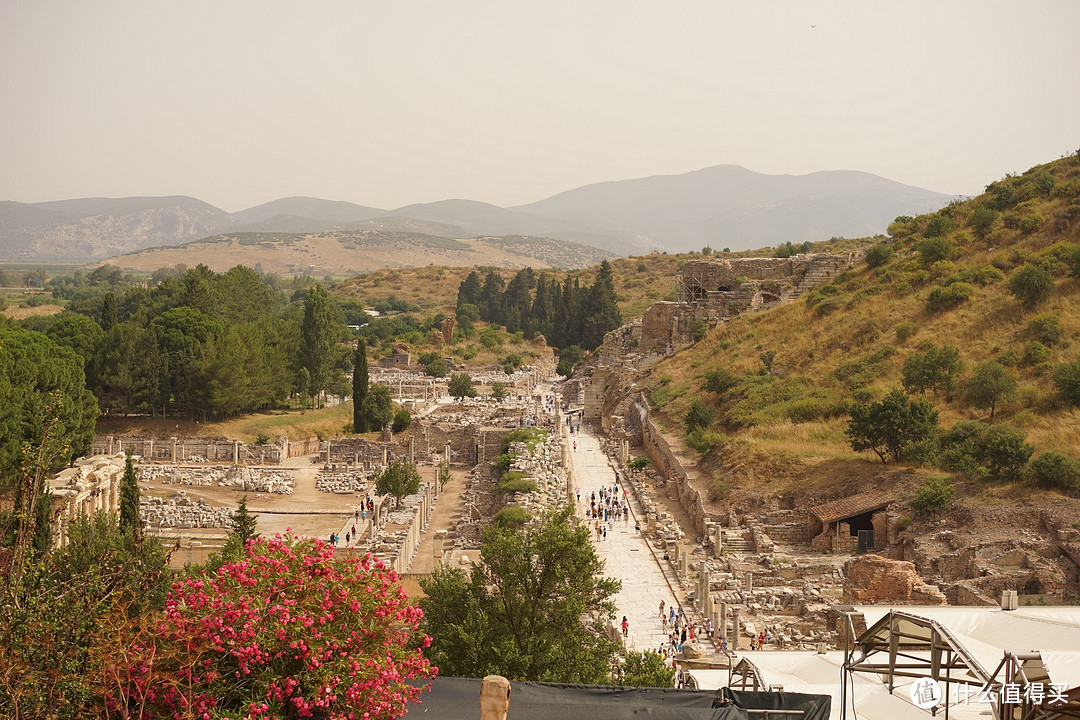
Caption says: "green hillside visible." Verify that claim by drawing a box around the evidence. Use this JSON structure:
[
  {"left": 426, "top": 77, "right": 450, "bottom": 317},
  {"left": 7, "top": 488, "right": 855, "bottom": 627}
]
[{"left": 641, "top": 152, "right": 1080, "bottom": 499}]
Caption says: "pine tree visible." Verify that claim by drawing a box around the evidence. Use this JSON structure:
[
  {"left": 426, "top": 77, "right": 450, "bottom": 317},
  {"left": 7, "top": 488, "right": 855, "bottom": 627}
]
[
  {"left": 100, "top": 292, "right": 118, "bottom": 331},
  {"left": 119, "top": 453, "right": 141, "bottom": 536},
  {"left": 353, "top": 342, "right": 369, "bottom": 433},
  {"left": 231, "top": 494, "right": 258, "bottom": 546},
  {"left": 582, "top": 260, "right": 622, "bottom": 349}
]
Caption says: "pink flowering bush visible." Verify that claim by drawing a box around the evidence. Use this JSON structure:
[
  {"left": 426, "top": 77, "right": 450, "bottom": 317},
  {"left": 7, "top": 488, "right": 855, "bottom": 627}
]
[{"left": 110, "top": 534, "right": 435, "bottom": 719}]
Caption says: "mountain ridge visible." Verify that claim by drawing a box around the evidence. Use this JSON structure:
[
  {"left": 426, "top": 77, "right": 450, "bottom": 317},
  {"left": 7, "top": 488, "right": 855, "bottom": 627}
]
[{"left": 0, "top": 165, "right": 954, "bottom": 261}]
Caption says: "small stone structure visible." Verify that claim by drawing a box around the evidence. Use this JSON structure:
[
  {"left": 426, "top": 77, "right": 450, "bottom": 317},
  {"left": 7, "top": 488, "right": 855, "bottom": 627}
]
[
  {"left": 808, "top": 491, "right": 891, "bottom": 554},
  {"left": 841, "top": 555, "right": 947, "bottom": 605},
  {"left": 381, "top": 343, "right": 412, "bottom": 369}
]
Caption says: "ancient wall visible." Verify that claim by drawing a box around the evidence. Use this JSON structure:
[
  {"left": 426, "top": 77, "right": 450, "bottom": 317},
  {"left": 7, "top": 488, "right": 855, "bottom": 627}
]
[
  {"left": 92, "top": 435, "right": 290, "bottom": 464},
  {"left": 637, "top": 253, "right": 858, "bottom": 352},
  {"left": 632, "top": 393, "right": 709, "bottom": 534}
]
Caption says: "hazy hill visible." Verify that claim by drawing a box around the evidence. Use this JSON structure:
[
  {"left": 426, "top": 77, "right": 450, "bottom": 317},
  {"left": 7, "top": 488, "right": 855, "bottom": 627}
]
[
  {"left": 104, "top": 229, "right": 614, "bottom": 275},
  {"left": 513, "top": 165, "right": 953, "bottom": 252},
  {"left": 2, "top": 166, "right": 951, "bottom": 261},
  {"left": 232, "top": 196, "right": 385, "bottom": 226},
  {"left": 0, "top": 196, "right": 235, "bottom": 260}
]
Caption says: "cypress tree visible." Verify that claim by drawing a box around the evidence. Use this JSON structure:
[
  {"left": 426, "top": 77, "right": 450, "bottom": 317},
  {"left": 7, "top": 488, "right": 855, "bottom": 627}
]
[
  {"left": 353, "top": 341, "right": 369, "bottom": 433},
  {"left": 119, "top": 453, "right": 140, "bottom": 536},
  {"left": 300, "top": 284, "right": 339, "bottom": 408}
]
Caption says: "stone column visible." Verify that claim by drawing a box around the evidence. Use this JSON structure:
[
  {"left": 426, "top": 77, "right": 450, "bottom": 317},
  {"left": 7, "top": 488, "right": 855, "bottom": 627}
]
[
  {"left": 731, "top": 608, "right": 740, "bottom": 650},
  {"left": 480, "top": 676, "right": 511, "bottom": 720},
  {"left": 745, "top": 572, "right": 753, "bottom": 593},
  {"left": 719, "top": 602, "right": 728, "bottom": 645},
  {"left": 234, "top": 440, "right": 240, "bottom": 465},
  {"left": 700, "top": 565, "right": 712, "bottom": 616},
  {"left": 647, "top": 513, "right": 656, "bottom": 536},
  {"left": 146, "top": 439, "right": 153, "bottom": 461},
  {"left": 325, "top": 441, "right": 332, "bottom": 465},
  {"left": 408, "top": 437, "right": 415, "bottom": 464},
  {"left": 382, "top": 447, "right": 389, "bottom": 465},
  {"left": 713, "top": 525, "right": 724, "bottom": 555},
  {"left": 171, "top": 437, "right": 177, "bottom": 463}
]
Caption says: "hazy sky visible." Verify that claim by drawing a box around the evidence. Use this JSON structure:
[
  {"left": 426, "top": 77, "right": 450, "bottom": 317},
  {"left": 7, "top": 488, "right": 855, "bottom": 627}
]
[{"left": 2, "top": 0, "right": 1078, "bottom": 212}]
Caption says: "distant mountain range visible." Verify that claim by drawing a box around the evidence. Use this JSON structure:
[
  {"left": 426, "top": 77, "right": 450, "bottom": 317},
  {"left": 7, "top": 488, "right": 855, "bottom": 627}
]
[{"left": 0, "top": 166, "right": 954, "bottom": 261}]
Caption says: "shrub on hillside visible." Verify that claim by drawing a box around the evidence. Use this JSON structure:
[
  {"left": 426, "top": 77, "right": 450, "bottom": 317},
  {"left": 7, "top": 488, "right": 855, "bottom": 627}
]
[
  {"left": 918, "top": 236, "right": 955, "bottom": 264},
  {"left": 1053, "top": 360, "right": 1080, "bottom": 406},
  {"left": 1008, "top": 264, "right": 1055, "bottom": 309},
  {"left": 970, "top": 206, "right": 998, "bottom": 237},
  {"left": 684, "top": 399, "right": 716, "bottom": 432},
  {"left": 926, "top": 282, "right": 974, "bottom": 312},
  {"left": 702, "top": 367, "right": 738, "bottom": 396},
  {"left": 686, "top": 426, "right": 727, "bottom": 456},
  {"left": 1028, "top": 313, "right": 1066, "bottom": 347},
  {"left": 846, "top": 388, "right": 938, "bottom": 464},
  {"left": 627, "top": 457, "right": 650, "bottom": 471},
  {"left": 910, "top": 477, "right": 954, "bottom": 516},
  {"left": 1029, "top": 452, "right": 1080, "bottom": 491},
  {"left": 865, "top": 244, "right": 894, "bottom": 268},
  {"left": 938, "top": 420, "right": 987, "bottom": 478},
  {"left": 895, "top": 322, "right": 918, "bottom": 343},
  {"left": 980, "top": 424, "right": 1034, "bottom": 481}
]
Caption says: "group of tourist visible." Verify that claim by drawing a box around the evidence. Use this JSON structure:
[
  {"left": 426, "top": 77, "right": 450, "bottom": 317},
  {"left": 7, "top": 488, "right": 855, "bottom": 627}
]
[{"left": 580, "top": 484, "right": 631, "bottom": 542}]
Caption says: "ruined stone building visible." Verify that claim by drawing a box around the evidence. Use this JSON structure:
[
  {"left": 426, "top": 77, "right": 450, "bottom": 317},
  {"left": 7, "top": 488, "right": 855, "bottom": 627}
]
[{"left": 635, "top": 253, "right": 858, "bottom": 353}]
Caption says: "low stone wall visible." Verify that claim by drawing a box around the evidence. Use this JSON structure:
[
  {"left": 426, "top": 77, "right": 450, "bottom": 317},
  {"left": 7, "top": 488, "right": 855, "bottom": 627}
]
[
  {"left": 92, "top": 434, "right": 292, "bottom": 464},
  {"left": 634, "top": 393, "right": 709, "bottom": 535}
]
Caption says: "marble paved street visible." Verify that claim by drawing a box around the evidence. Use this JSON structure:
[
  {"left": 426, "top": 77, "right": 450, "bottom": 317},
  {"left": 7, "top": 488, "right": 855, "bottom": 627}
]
[{"left": 566, "top": 425, "right": 680, "bottom": 653}]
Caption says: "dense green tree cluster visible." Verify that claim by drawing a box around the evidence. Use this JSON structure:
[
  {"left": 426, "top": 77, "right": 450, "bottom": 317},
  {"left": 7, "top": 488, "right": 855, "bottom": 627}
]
[
  {"left": 456, "top": 261, "right": 622, "bottom": 350},
  {"left": 22, "top": 265, "right": 354, "bottom": 420}
]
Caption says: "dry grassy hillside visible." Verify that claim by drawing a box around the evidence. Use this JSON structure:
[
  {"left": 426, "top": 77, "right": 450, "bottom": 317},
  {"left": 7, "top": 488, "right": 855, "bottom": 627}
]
[{"left": 641, "top": 153, "right": 1080, "bottom": 497}]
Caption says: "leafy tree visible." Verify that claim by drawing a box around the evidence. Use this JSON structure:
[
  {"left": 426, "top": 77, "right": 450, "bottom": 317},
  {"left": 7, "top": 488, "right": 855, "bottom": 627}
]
[
  {"left": 375, "top": 459, "right": 422, "bottom": 509},
  {"left": 980, "top": 424, "right": 1033, "bottom": 481},
  {"left": 1008, "top": 263, "right": 1055, "bottom": 309},
  {"left": 0, "top": 326, "right": 99, "bottom": 489},
  {"left": 556, "top": 344, "right": 586, "bottom": 378},
  {"left": 392, "top": 408, "right": 412, "bottom": 434},
  {"left": 448, "top": 372, "right": 477, "bottom": 399},
  {"left": 619, "top": 650, "right": 676, "bottom": 688},
  {"left": 938, "top": 420, "right": 988, "bottom": 477},
  {"left": 1053, "top": 360, "right": 1080, "bottom": 406},
  {"left": 966, "top": 361, "right": 1016, "bottom": 419},
  {"left": 491, "top": 381, "right": 507, "bottom": 400},
  {"left": 423, "top": 356, "right": 448, "bottom": 378},
  {"left": 119, "top": 454, "right": 141, "bottom": 536},
  {"left": 299, "top": 283, "right": 340, "bottom": 408},
  {"left": 901, "top": 344, "right": 964, "bottom": 395},
  {"left": 419, "top": 507, "right": 620, "bottom": 683},
  {"left": 864, "top": 244, "right": 894, "bottom": 268},
  {"left": 457, "top": 270, "right": 483, "bottom": 309},
  {"left": 846, "top": 388, "right": 938, "bottom": 464},
  {"left": 352, "top": 341, "right": 369, "bottom": 433},
  {"left": 0, "top": 512, "right": 171, "bottom": 719},
  {"left": 112, "top": 535, "right": 433, "bottom": 720},
  {"left": 360, "top": 383, "right": 393, "bottom": 431}
]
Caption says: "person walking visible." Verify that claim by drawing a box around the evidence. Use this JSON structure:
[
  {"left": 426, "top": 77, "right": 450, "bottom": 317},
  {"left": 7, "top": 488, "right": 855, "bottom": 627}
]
[{"left": 621, "top": 616, "right": 629, "bottom": 638}]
